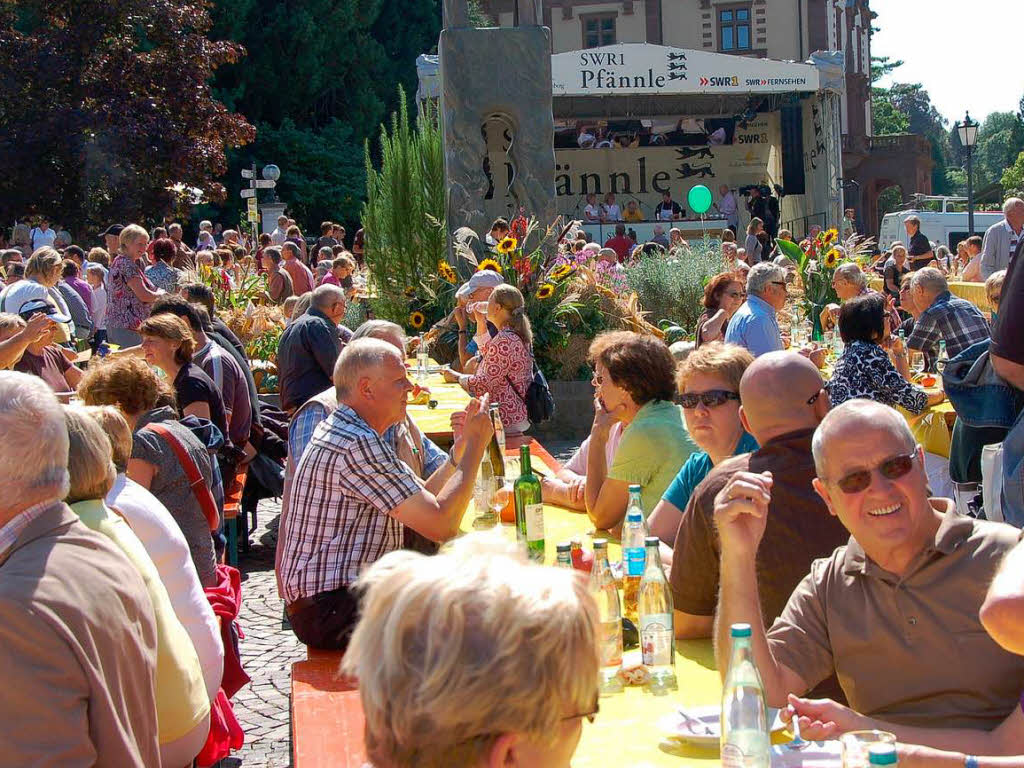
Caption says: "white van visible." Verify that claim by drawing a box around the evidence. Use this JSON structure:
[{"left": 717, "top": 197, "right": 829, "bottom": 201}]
[{"left": 878, "top": 196, "right": 1003, "bottom": 253}]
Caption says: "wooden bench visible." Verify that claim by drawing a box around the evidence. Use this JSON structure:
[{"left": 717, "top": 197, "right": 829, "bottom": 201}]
[
  {"left": 289, "top": 438, "right": 562, "bottom": 766},
  {"left": 291, "top": 650, "right": 365, "bottom": 768}
]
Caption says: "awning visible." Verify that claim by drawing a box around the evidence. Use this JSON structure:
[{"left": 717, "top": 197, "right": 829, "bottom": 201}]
[{"left": 552, "top": 44, "right": 821, "bottom": 97}]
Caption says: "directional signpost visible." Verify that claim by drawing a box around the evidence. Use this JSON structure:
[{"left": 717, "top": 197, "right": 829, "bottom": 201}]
[{"left": 240, "top": 163, "right": 276, "bottom": 229}]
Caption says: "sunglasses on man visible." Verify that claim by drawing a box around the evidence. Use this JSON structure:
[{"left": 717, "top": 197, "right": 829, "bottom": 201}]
[{"left": 831, "top": 452, "right": 917, "bottom": 494}]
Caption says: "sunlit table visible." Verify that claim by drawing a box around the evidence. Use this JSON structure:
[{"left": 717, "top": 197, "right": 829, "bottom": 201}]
[
  {"left": 460, "top": 449, "right": 778, "bottom": 767},
  {"left": 868, "top": 275, "right": 990, "bottom": 313},
  {"left": 405, "top": 359, "right": 471, "bottom": 443}
]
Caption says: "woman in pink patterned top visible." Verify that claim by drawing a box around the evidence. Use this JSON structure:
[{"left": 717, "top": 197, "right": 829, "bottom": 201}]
[
  {"left": 107, "top": 224, "right": 163, "bottom": 347},
  {"left": 443, "top": 284, "right": 533, "bottom": 434}
]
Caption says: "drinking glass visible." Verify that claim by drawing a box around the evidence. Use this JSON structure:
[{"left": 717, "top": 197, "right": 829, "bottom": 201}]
[
  {"left": 909, "top": 350, "right": 925, "bottom": 376},
  {"left": 841, "top": 730, "right": 897, "bottom": 768},
  {"left": 490, "top": 476, "right": 513, "bottom": 524},
  {"left": 473, "top": 465, "right": 497, "bottom": 529}
]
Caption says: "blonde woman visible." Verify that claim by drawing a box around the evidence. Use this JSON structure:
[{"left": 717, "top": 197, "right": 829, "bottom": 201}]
[
  {"left": 443, "top": 284, "right": 533, "bottom": 434},
  {"left": 108, "top": 224, "right": 163, "bottom": 346},
  {"left": 342, "top": 533, "right": 599, "bottom": 768},
  {"left": 0, "top": 247, "right": 66, "bottom": 316}
]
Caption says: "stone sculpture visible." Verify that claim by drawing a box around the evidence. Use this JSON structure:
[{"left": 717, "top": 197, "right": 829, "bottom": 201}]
[{"left": 439, "top": 0, "right": 556, "bottom": 255}]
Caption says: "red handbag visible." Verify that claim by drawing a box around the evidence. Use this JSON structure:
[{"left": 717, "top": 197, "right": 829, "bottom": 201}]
[{"left": 144, "top": 422, "right": 220, "bottom": 531}]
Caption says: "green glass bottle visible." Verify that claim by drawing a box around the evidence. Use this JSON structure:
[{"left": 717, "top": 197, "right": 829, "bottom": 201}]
[{"left": 514, "top": 444, "right": 545, "bottom": 562}]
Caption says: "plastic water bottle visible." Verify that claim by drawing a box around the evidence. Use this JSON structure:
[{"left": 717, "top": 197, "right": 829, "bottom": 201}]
[
  {"left": 721, "top": 623, "right": 770, "bottom": 768},
  {"left": 938, "top": 339, "right": 947, "bottom": 366},
  {"left": 555, "top": 542, "right": 573, "bottom": 568},
  {"left": 621, "top": 486, "right": 648, "bottom": 623},
  {"left": 590, "top": 539, "right": 624, "bottom": 695},
  {"left": 416, "top": 334, "right": 428, "bottom": 381},
  {"left": 638, "top": 536, "right": 676, "bottom": 691}
]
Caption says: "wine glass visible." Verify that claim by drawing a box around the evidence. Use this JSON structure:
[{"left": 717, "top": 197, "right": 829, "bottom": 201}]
[
  {"left": 473, "top": 466, "right": 498, "bottom": 529},
  {"left": 909, "top": 350, "right": 925, "bottom": 376}
]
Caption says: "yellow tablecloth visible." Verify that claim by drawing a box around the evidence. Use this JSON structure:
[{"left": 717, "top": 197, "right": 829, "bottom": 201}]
[
  {"left": 901, "top": 401, "right": 956, "bottom": 459},
  {"left": 868, "top": 276, "right": 990, "bottom": 312},
  {"left": 405, "top": 361, "right": 471, "bottom": 442},
  {"left": 460, "top": 465, "right": 760, "bottom": 767}
]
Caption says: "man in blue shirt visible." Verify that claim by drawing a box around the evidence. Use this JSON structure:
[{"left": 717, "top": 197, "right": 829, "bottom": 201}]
[{"left": 725, "top": 262, "right": 788, "bottom": 356}]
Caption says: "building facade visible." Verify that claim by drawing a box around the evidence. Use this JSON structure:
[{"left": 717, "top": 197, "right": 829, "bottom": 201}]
[{"left": 479, "top": 0, "right": 931, "bottom": 236}]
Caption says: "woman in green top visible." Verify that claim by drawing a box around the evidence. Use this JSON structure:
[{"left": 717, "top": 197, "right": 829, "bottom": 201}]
[
  {"left": 648, "top": 342, "right": 758, "bottom": 561},
  {"left": 584, "top": 331, "right": 697, "bottom": 530}
]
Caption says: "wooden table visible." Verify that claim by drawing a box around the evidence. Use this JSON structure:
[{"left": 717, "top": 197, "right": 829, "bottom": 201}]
[
  {"left": 461, "top": 449, "right": 777, "bottom": 768},
  {"left": 404, "top": 361, "right": 471, "bottom": 444}
]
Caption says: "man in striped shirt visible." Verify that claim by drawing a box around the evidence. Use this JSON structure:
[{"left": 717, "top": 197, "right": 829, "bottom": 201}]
[{"left": 277, "top": 338, "right": 494, "bottom": 650}]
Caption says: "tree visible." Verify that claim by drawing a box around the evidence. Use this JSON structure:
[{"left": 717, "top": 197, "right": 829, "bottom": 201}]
[
  {"left": 0, "top": 0, "right": 254, "bottom": 233},
  {"left": 969, "top": 112, "right": 1024, "bottom": 190},
  {"left": 208, "top": 0, "right": 443, "bottom": 229},
  {"left": 1002, "top": 151, "right": 1024, "bottom": 199}
]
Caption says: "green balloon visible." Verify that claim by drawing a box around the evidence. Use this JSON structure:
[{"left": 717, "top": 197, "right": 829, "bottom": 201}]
[{"left": 688, "top": 184, "right": 713, "bottom": 215}]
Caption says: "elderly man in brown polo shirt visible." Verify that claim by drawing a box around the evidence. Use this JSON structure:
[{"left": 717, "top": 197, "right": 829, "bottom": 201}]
[
  {"left": 714, "top": 398, "right": 1024, "bottom": 730},
  {"left": 670, "top": 351, "right": 848, "bottom": 640}
]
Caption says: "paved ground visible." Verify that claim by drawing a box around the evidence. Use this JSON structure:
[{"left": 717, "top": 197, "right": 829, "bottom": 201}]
[{"left": 228, "top": 440, "right": 581, "bottom": 767}]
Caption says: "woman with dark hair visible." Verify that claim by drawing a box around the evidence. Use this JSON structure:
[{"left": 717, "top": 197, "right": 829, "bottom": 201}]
[
  {"left": 443, "top": 284, "right": 533, "bottom": 435},
  {"left": 825, "top": 292, "right": 941, "bottom": 412},
  {"left": 144, "top": 238, "right": 183, "bottom": 293},
  {"left": 695, "top": 271, "right": 746, "bottom": 347},
  {"left": 583, "top": 331, "right": 696, "bottom": 530}
]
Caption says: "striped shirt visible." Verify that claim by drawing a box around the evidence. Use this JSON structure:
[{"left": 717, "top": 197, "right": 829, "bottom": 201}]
[
  {"left": 0, "top": 499, "right": 60, "bottom": 558},
  {"left": 278, "top": 404, "right": 423, "bottom": 603}
]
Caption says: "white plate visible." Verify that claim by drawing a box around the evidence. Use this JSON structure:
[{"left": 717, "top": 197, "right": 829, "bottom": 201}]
[{"left": 658, "top": 705, "right": 785, "bottom": 746}]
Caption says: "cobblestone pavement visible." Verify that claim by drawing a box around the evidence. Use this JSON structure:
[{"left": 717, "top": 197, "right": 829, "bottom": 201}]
[{"left": 228, "top": 440, "right": 580, "bottom": 767}]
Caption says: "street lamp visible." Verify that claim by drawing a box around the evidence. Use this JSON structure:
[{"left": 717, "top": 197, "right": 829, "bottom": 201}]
[
  {"left": 956, "top": 111, "right": 980, "bottom": 236},
  {"left": 262, "top": 164, "right": 281, "bottom": 204}
]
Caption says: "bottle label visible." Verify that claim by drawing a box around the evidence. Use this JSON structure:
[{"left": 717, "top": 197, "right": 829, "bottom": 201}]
[
  {"left": 600, "top": 619, "right": 623, "bottom": 667},
  {"left": 640, "top": 614, "right": 673, "bottom": 666},
  {"left": 525, "top": 503, "right": 544, "bottom": 542},
  {"left": 624, "top": 546, "right": 646, "bottom": 576}
]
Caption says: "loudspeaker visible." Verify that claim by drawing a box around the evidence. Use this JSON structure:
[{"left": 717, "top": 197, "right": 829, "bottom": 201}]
[{"left": 780, "top": 105, "right": 806, "bottom": 196}]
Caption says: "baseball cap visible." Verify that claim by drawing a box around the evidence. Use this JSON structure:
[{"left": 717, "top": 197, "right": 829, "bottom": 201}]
[
  {"left": 100, "top": 224, "right": 124, "bottom": 238},
  {"left": 455, "top": 269, "right": 504, "bottom": 300},
  {"left": 18, "top": 298, "right": 71, "bottom": 324}
]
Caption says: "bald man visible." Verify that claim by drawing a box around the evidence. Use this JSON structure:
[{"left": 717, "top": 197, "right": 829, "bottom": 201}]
[
  {"left": 714, "top": 399, "right": 1024, "bottom": 730},
  {"left": 668, "top": 352, "right": 848, "bottom": 643}
]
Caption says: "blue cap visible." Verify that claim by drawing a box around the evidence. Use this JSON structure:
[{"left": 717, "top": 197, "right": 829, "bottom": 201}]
[
  {"left": 626, "top": 511, "right": 643, "bottom": 523},
  {"left": 730, "top": 623, "right": 752, "bottom": 638},
  {"left": 868, "top": 745, "right": 897, "bottom": 766},
  {"left": 628, "top": 484, "right": 642, "bottom": 493}
]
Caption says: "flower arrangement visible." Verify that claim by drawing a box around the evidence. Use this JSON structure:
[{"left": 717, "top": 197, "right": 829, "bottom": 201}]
[{"left": 776, "top": 228, "right": 877, "bottom": 339}]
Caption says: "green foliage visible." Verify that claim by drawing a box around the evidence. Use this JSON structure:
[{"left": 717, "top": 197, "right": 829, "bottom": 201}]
[
  {"left": 209, "top": 0, "right": 442, "bottom": 229},
  {"left": 962, "top": 112, "right": 1024, "bottom": 190},
  {"left": 623, "top": 241, "right": 723, "bottom": 335},
  {"left": 362, "top": 89, "right": 446, "bottom": 306},
  {"left": 1002, "top": 151, "right": 1024, "bottom": 198},
  {"left": 0, "top": 0, "right": 255, "bottom": 232}
]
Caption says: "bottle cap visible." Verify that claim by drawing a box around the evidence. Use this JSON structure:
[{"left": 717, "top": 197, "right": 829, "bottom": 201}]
[
  {"left": 644, "top": 536, "right": 659, "bottom": 546},
  {"left": 626, "top": 511, "right": 643, "bottom": 523},
  {"left": 593, "top": 538, "right": 608, "bottom": 550},
  {"left": 628, "top": 483, "right": 642, "bottom": 493},
  {"left": 730, "top": 623, "right": 752, "bottom": 638},
  {"left": 556, "top": 542, "right": 571, "bottom": 552},
  {"left": 868, "top": 745, "right": 897, "bottom": 766}
]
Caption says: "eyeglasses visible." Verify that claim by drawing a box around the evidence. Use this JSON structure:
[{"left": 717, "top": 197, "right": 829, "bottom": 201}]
[
  {"left": 770, "top": 281, "right": 787, "bottom": 288},
  {"left": 806, "top": 388, "right": 824, "bottom": 406},
  {"left": 724, "top": 290, "right": 746, "bottom": 299},
  {"left": 564, "top": 699, "right": 600, "bottom": 725},
  {"left": 990, "top": 294, "right": 1001, "bottom": 303},
  {"left": 679, "top": 389, "right": 740, "bottom": 409},
  {"left": 831, "top": 452, "right": 917, "bottom": 494}
]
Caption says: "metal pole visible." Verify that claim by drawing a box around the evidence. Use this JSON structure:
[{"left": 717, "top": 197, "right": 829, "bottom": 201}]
[{"left": 966, "top": 146, "right": 975, "bottom": 237}]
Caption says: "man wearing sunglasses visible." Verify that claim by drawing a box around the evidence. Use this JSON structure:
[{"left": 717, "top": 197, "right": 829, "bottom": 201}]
[
  {"left": 724, "top": 262, "right": 788, "bottom": 357},
  {"left": 713, "top": 399, "right": 1024, "bottom": 730}
]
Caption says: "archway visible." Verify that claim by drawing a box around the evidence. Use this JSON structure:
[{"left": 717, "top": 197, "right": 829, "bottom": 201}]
[{"left": 863, "top": 179, "right": 903, "bottom": 244}]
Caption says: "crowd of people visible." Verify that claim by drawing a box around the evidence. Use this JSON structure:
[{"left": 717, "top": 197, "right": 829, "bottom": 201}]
[{"left": 5, "top": 195, "right": 1024, "bottom": 768}]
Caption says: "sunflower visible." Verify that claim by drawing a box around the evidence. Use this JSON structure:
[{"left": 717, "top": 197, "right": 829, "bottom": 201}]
[
  {"left": 409, "top": 311, "right": 426, "bottom": 329},
  {"left": 477, "top": 258, "right": 503, "bottom": 274},
  {"left": 438, "top": 261, "right": 457, "bottom": 283},
  {"left": 823, "top": 228, "right": 839, "bottom": 244},
  {"left": 551, "top": 264, "right": 577, "bottom": 282},
  {"left": 535, "top": 283, "right": 555, "bottom": 300},
  {"left": 823, "top": 249, "right": 840, "bottom": 269},
  {"left": 496, "top": 236, "right": 518, "bottom": 255},
  {"left": 404, "top": 286, "right": 417, "bottom": 298}
]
